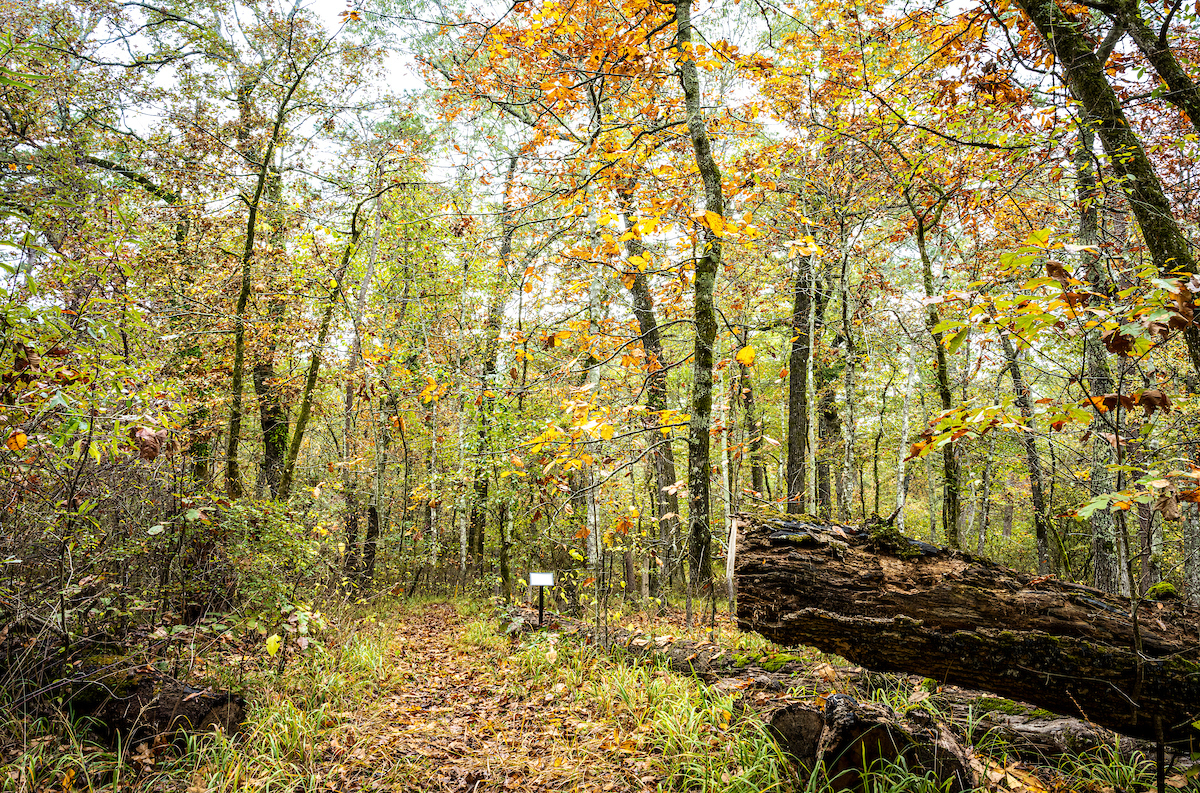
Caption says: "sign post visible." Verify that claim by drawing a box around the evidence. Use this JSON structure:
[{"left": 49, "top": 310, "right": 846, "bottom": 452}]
[{"left": 529, "top": 572, "right": 555, "bottom": 626}]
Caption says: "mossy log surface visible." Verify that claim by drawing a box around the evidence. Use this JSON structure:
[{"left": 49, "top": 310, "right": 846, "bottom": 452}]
[{"left": 733, "top": 513, "right": 1200, "bottom": 748}]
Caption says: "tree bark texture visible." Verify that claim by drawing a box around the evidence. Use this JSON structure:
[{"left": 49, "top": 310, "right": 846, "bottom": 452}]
[
  {"left": 675, "top": 0, "right": 724, "bottom": 597},
  {"left": 252, "top": 163, "right": 290, "bottom": 499},
  {"left": 786, "top": 256, "right": 812, "bottom": 514},
  {"left": 734, "top": 512, "right": 1200, "bottom": 747}
]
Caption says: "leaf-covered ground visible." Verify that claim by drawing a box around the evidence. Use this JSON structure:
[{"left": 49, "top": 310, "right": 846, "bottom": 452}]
[
  {"left": 6, "top": 599, "right": 1188, "bottom": 793},
  {"left": 319, "top": 603, "right": 667, "bottom": 793}
]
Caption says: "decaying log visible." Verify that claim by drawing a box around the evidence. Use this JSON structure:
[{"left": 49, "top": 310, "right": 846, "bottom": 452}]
[
  {"left": 75, "top": 666, "right": 245, "bottom": 742},
  {"left": 935, "top": 684, "right": 1143, "bottom": 763},
  {"left": 8, "top": 649, "right": 245, "bottom": 743},
  {"left": 817, "top": 693, "right": 980, "bottom": 792},
  {"left": 734, "top": 512, "right": 1200, "bottom": 748}
]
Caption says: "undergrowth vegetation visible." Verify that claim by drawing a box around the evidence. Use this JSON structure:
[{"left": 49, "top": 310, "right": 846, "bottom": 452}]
[{"left": 1, "top": 598, "right": 1186, "bottom": 792}]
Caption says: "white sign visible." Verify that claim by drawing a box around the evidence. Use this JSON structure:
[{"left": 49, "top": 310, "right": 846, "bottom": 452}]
[{"left": 529, "top": 572, "right": 555, "bottom": 587}]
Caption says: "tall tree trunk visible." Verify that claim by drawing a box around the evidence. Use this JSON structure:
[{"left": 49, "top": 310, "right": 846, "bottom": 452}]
[
  {"left": 225, "top": 76, "right": 261, "bottom": 500},
  {"left": 675, "top": 0, "right": 725, "bottom": 609},
  {"left": 341, "top": 191, "right": 381, "bottom": 577},
  {"left": 838, "top": 227, "right": 858, "bottom": 522},
  {"left": 1076, "top": 120, "right": 1127, "bottom": 595},
  {"left": 895, "top": 344, "right": 917, "bottom": 532},
  {"left": 909, "top": 193, "right": 960, "bottom": 548},
  {"left": 618, "top": 197, "right": 681, "bottom": 604},
  {"left": 997, "top": 332, "right": 1054, "bottom": 574},
  {"left": 873, "top": 368, "right": 895, "bottom": 517},
  {"left": 786, "top": 256, "right": 812, "bottom": 514},
  {"left": 1137, "top": 503, "right": 1162, "bottom": 595},
  {"left": 252, "top": 159, "right": 290, "bottom": 499},
  {"left": 721, "top": 370, "right": 735, "bottom": 610},
  {"left": 470, "top": 157, "right": 519, "bottom": 567},
  {"left": 736, "top": 328, "right": 766, "bottom": 497},
  {"left": 1013, "top": 0, "right": 1200, "bottom": 370},
  {"left": 225, "top": 57, "right": 316, "bottom": 499},
  {"left": 277, "top": 198, "right": 375, "bottom": 500},
  {"left": 816, "top": 386, "right": 840, "bottom": 521},
  {"left": 499, "top": 501, "right": 512, "bottom": 603},
  {"left": 976, "top": 429, "right": 996, "bottom": 556}
]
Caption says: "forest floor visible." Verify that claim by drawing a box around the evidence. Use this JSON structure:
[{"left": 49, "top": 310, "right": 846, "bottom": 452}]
[
  {"left": 314, "top": 601, "right": 670, "bottom": 792},
  {"left": 4, "top": 597, "right": 1189, "bottom": 792}
]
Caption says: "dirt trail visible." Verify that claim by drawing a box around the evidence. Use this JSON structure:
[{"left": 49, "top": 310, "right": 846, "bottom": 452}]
[{"left": 323, "top": 603, "right": 658, "bottom": 793}]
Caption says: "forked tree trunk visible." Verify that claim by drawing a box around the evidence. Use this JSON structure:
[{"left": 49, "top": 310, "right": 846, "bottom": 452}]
[{"left": 1013, "top": 0, "right": 1200, "bottom": 371}]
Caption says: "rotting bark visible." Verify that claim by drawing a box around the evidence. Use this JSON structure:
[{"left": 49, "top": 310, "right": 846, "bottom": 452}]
[
  {"left": 734, "top": 512, "right": 1200, "bottom": 747},
  {"left": 6, "top": 651, "right": 245, "bottom": 745},
  {"left": 508, "top": 605, "right": 1178, "bottom": 770},
  {"left": 79, "top": 669, "right": 244, "bottom": 744}
]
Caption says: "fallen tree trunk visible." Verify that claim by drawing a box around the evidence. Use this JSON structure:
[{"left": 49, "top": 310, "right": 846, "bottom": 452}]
[
  {"left": 3, "top": 640, "right": 245, "bottom": 744},
  {"left": 734, "top": 513, "right": 1200, "bottom": 749},
  {"left": 74, "top": 665, "right": 245, "bottom": 743}
]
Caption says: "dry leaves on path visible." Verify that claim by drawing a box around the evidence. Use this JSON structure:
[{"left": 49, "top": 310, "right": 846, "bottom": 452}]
[{"left": 322, "top": 603, "right": 663, "bottom": 793}]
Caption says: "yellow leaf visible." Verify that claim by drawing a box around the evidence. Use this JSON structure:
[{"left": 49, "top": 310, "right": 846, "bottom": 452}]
[
  {"left": 266, "top": 634, "right": 281, "bottom": 657},
  {"left": 5, "top": 431, "right": 27, "bottom": 451},
  {"left": 704, "top": 211, "right": 725, "bottom": 237},
  {"left": 735, "top": 346, "right": 757, "bottom": 366},
  {"left": 600, "top": 424, "right": 615, "bottom": 440}
]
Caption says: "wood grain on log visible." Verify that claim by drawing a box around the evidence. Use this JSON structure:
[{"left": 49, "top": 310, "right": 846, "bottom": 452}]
[{"left": 733, "top": 513, "right": 1200, "bottom": 748}]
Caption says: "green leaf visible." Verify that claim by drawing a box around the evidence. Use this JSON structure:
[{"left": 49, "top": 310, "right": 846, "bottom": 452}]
[
  {"left": 930, "top": 319, "right": 964, "bottom": 335},
  {"left": 147, "top": 524, "right": 164, "bottom": 535},
  {"left": 945, "top": 328, "right": 970, "bottom": 355},
  {"left": 1076, "top": 494, "right": 1110, "bottom": 519}
]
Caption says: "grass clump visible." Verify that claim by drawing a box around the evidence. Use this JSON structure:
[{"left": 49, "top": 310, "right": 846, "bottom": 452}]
[{"left": 509, "top": 632, "right": 796, "bottom": 792}]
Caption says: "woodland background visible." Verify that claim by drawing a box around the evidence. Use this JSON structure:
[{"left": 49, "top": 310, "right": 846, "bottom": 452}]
[{"left": 3, "top": 0, "right": 1200, "bottom": 663}]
